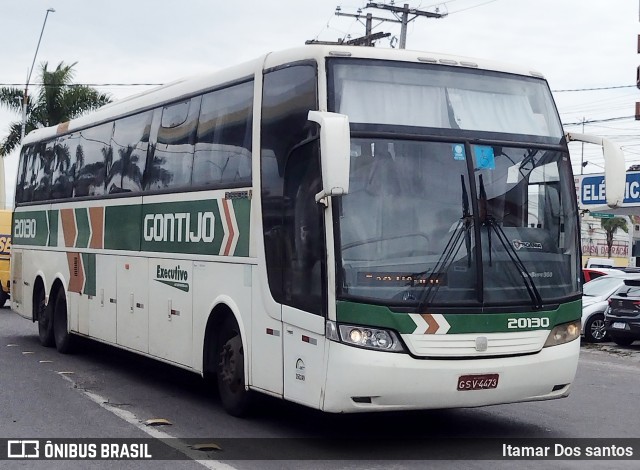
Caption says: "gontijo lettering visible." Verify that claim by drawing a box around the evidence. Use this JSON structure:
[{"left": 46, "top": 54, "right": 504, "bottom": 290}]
[{"left": 143, "top": 212, "right": 215, "bottom": 243}]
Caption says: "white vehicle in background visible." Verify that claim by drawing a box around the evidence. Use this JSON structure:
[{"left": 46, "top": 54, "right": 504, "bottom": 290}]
[
  {"left": 582, "top": 271, "right": 640, "bottom": 342},
  {"left": 585, "top": 257, "right": 615, "bottom": 269}
]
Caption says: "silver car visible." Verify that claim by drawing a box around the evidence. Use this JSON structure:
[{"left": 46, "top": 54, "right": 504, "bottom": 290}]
[{"left": 582, "top": 271, "right": 640, "bottom": 342}]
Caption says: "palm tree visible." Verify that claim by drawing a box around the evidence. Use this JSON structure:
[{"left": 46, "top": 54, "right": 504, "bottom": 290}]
[
  {"left": 601, "top": 217, "right": 628, "bottom": 258},
  {"left": 0, "top": 61, "right": 111, "bottom": 156}
]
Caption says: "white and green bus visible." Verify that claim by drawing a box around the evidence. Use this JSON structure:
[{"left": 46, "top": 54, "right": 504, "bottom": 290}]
[{"left": 11, "top": 46, "right": 625, "bottom": 415}]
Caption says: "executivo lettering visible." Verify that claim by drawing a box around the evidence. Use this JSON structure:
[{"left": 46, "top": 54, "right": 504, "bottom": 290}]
[
  {"left": 155, "top": 264, "right": 189, "bottom": 292},
  {"left": 144, "top": 212, "right": 215, "bottom": 243}
]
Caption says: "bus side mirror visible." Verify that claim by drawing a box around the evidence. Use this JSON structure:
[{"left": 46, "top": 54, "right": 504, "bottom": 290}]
[
  {"left": 308, "top": 111, "right": 351, "bottom": 204},
  {"left": 566, "top": 132, "right": 626, "bottom": 208}
]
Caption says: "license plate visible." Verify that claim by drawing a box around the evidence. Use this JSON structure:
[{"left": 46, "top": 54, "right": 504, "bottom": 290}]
[
  {"left": 612, "top": 322, "right": 627, "bottom": 330},
  {"left": 457, "top": 373, "right": 499, "bottom": 391}
]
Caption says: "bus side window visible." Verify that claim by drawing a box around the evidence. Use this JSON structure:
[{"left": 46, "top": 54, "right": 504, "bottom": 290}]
[
  {"left": 23, "top": 143, "right": 47, "bottom": 202},
  {"left": 108, "top": 111, "right": 152, "bottom": 194},
  {"left": 15, "top": 145, "right": 33, "bottom": 204},
  {"left": 146, "top": 97, "right": 200, "bottom": 191},
  {"left": 194, "top": 80, "right": 253, "bottom": 187},
  {"left": 74, "top": 122, "right": 114, "bottom": 198},
  {"left": 50, "top": 134, "right": 77, "bottom": 200}
]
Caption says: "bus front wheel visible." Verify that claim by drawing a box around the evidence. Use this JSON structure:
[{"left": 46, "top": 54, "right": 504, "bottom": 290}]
[
  {"left": 53, "top": 289, "right": 75, "bottom": 354},
  {"left": 216, "top": 318, "right": 252, "bottom": 417},
  {"left": 35, "top": 285, "right": 54, "bottom": 347}
]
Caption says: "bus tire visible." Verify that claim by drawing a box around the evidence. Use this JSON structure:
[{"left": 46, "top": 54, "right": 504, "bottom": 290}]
[
  {"left": 53, "top": 289, "right": 75, "bottom": 354},
  {"left": 35, "top": 284, "right": 54, "bottom": 347},
  {"left": 216, "top": 317, "right": 252, "bottom": 417},
  {"left": 0, "top": 288, "right": 8, "bottom": 308}
]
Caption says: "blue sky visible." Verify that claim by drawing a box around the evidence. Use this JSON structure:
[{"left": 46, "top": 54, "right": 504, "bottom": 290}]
[{"left": 1, "top": 0, "right": 639, "bottom": 205}]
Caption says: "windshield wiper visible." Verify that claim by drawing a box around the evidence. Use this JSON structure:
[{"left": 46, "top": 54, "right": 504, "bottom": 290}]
[
  {"left": 478, "top": 174, "right": 543, "bottom": 309},
  {"left": 416, "top": 175, "right": 473, "bottom": 309}
]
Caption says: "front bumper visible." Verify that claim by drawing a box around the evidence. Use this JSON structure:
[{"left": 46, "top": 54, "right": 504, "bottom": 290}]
[{"left": 321, "top": 338, "right": 579, "bottom": 413}]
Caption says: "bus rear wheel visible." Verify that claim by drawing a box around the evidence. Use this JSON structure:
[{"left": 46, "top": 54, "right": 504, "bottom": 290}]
[
  {"left": 35, "top": 285, "right": 54, "bottom": 347},
  {"left": 216, "top": 318, "right": 252, "bottom": 417},
  {"left": 53, "top": 289, "right": 75, "bottom": 354},
  {"left": 0, "top": 288, "right": 8, "bottom": 308}
]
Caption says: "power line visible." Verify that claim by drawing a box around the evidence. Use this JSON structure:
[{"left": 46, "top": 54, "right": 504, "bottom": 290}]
[
  {"left": 552, "top": 84, "right": 636, "bottom": 92},
  {"left": 563, "top": 116, "right": 636, "bottom": 126},
  {"left": 447, "top": 0, "right": 500, "bottom": 15}
]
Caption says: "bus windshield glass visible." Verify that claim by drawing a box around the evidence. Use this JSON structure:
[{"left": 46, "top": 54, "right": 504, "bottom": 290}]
[
  {"left": 329, "top": 60, "right": 578, "bottom": 308},
  {"left": 330, "top": 59, "right": 563, "bottom": 139}
]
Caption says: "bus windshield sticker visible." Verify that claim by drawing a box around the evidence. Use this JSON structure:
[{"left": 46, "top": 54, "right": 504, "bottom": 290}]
[
  {"left": 452, "top": 144, "right": 466, "bottom": 161},
  {"left": 473, "top": 145, "right": 495, "bottom": 170}
]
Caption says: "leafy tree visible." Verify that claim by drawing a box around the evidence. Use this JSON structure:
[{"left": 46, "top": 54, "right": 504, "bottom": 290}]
[
  {"left": 0, "top": 61, "right": 110, "bottom": 156},
  {"left": 601, "top": 217, "right": 628, "bottom": 258}
]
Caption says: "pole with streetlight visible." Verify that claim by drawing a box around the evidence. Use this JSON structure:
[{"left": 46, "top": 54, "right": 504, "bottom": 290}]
[{"left": 20, "top": 7, "right": 55, "bottom": 143}]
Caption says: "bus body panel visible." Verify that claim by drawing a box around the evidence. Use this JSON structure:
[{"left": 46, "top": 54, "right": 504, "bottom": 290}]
[
  {"left": 282, "top": 305, "right": 327, "bottom": 408},
  {"left": 322, "top": 338, "right": 579, "bottom": 412},
  {"left": 89, "top": 254, "right": 117, "bottom": 343},
  {"left": 250, "top": 265, "right": 284, "bottom": 395}
]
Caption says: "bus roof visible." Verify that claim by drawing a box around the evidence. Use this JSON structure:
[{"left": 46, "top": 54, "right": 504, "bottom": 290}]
[{"left": 21, "top": 45, "right": 546, "bottom": 145}]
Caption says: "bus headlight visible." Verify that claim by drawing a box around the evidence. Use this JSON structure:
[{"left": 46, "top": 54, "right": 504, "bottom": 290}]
[
  {"left": 543, "top": 320, "right": 580, "bottom": 348},
  {"left": 326, "top": 321, "right": 404, "bottom": 352}
]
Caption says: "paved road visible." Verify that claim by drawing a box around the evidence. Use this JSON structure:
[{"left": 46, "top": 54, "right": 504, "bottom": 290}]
[{"left": 1, "top": 307, "right": 639, "bottom": 469}]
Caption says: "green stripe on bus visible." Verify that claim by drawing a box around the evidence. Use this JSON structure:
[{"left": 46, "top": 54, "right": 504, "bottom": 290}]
[
  {"left": 75, "top": 208, "right": 90, "bottom": 248},
  {"left": 13, "top": 211, "right": 48, "bottom": 246},
  {"left": 232, "top": 198, "right": 250, "bottom": 257},
  {"left": 15, "top": 196, "right": 251, "bottom": 256},
  {"left": 140, "top": 200, "right": 224, "bottom": 255},
  {"left": 336, "top": 301, "right": 417, "bottom": 333},
  {"left": 81, "top": 253, "right": 96, "bottom": 296},
  {"left": 48, "top": 210, "right": 58, "bottom": 247},
  {"left": 104, "top": 205, "right": 142, "bottom": 251},
  {"left": 336, "top": 299, "right": 581, "bottom": 334}
]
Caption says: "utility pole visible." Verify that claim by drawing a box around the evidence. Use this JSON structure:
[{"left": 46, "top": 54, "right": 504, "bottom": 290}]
[
  {"left": 580, "top": 117, "right": 585, "bottom": 174},
  {"left": 334, "top": 7, "right": 381, "bottom": 46},
  {"left": 309, "top": 3, "right": 444, "bottom": 48},
  {"left": 307, "top": 6, "right": 391, "bottom": 47},
  {"left": 22, "top": 8, "right": 55, "bottom": 143},
  {"left": 366, "top": 2, "right": 446, "bottom": 49}
]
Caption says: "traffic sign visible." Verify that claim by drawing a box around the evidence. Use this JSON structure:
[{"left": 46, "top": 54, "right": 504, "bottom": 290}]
[{"left": 590, "top": 212, "right": 614, "bottom": 218}]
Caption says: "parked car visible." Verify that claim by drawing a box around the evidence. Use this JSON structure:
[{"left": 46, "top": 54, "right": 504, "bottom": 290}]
[
  {"left": 583, "top": 268, "right": 614, "bottom": 283},
  {"left": 604, "top": 279, "right": 640, "bottom": 346},
  {"left": 581, "top": 271, "right": 640, "bottom": 342}
]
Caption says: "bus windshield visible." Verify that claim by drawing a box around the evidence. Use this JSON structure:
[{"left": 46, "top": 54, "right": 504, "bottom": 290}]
[
  {"left": 330, "top": 59, "right": 563, "bottom": 139},
  {"left": 330, "top": 61, "right": 578, "bottom": 308}
]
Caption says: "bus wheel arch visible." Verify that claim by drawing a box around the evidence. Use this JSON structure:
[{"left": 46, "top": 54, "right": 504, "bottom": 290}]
[{"left": 202, "top": 303, "right": 252, "bottom": 416}]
